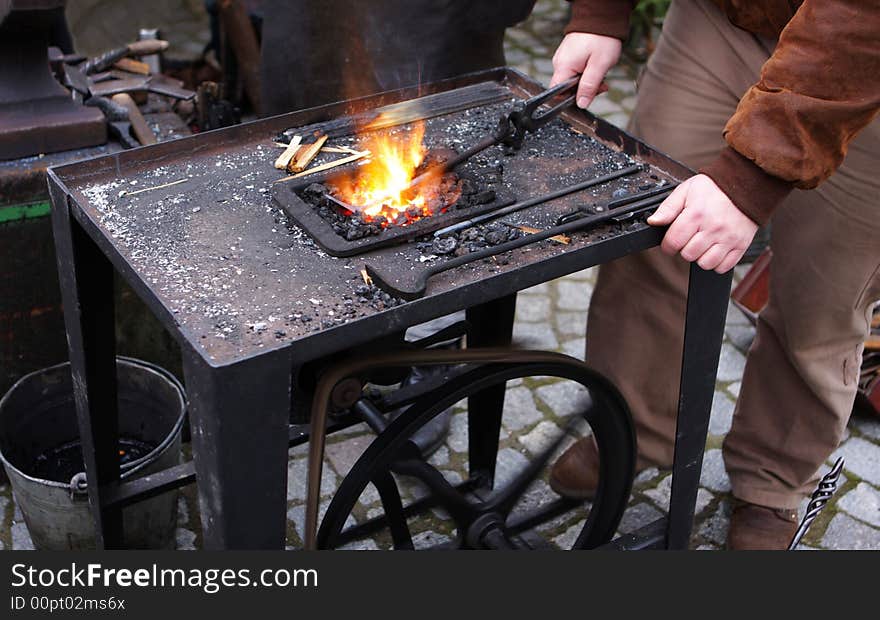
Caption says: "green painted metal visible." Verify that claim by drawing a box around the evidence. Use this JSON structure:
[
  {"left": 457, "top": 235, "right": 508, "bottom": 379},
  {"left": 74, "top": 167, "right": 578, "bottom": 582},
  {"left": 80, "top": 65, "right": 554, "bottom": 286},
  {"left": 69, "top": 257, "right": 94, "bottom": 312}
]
[{"left": 0, "top": 200, "right": 52, "bottom": 223}]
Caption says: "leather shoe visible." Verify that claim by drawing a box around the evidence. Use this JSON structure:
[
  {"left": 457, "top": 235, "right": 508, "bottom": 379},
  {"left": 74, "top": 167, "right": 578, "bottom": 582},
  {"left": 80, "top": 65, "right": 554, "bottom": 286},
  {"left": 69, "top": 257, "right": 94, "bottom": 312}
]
[
  {"left": 727, "top": 500, "right": 798, "bottom": 550},
  {"left": 549, "top": 435, "right": 655, "bottom": 500},
  {"left": 548, "top": 436, "right": 603, "bottom": 500}
]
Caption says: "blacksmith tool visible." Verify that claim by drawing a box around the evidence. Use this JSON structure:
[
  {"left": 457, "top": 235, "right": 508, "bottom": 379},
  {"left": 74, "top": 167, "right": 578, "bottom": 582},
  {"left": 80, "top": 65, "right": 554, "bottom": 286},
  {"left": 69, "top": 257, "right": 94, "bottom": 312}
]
[
  {"left": 432, "top": 164, "right": 642, "bottom": 237},
  {"left": 788, "top": 458, "right": 845, "bottom": 550},
  {"left": 111, "top": 93, "right": 157, "bottom": 146},
  {"left": 403, "top": 76, "right": 581, "bottom": 194},
  {"left": 81, "top": 39, "right": 170, "bottom": 75},
  {"left": 365, "top": 186, "right": 669, "bottom": 300},
  {"left": 555, "top": 182, "right": 677, "bottom": 225},
  {"left": 84, "top": 95, "right": 153, "bottom": 149}
]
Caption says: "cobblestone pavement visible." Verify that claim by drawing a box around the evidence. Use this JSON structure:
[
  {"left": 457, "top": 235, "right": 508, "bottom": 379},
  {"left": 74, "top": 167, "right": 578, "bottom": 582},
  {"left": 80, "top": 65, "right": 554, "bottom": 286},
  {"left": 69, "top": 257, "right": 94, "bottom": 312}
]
[{"left": 3, "top": 0, "right": 878, "bottom": 552}]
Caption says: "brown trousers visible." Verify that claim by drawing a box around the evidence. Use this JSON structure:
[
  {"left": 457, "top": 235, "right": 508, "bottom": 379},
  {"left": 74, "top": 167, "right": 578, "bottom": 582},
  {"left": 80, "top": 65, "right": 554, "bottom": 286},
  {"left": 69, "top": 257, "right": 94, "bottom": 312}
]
[{"left": 587, "top": 0, "right": 880, "bottom": 509}]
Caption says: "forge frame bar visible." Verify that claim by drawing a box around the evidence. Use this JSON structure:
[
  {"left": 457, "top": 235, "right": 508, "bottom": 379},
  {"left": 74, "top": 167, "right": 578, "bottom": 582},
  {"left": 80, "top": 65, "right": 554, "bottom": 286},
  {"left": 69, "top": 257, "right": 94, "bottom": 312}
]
[{"left": 46, "top": 68, "right": 731, "bottom": 550}]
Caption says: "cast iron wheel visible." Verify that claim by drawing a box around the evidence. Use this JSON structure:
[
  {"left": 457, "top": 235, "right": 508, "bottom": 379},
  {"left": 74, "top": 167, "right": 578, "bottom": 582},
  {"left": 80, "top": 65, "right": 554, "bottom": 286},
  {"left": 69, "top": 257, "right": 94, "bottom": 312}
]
[{"left": 317, "top": 359, "right": 636, "bottom": 550}]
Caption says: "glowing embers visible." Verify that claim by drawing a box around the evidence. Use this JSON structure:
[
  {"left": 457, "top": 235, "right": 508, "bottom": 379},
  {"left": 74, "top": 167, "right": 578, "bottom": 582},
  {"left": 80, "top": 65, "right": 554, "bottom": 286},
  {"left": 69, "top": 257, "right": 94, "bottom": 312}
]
[{"left": 329, "top": 123, "right": 463, "bottom": 232}]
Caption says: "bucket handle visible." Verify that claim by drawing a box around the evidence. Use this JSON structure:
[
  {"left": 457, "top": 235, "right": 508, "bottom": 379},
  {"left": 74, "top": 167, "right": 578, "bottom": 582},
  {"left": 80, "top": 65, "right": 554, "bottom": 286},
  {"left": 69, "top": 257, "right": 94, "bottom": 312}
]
[{"left": 69, "top": 472, "right": 89, "bottom": 501}]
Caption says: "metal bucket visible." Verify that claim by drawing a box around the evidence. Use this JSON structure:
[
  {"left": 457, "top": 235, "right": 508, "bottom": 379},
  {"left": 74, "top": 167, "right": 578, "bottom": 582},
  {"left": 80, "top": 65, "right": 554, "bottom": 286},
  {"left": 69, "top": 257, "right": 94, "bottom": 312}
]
[{"left": 0, "top": 357, "right": 186, "bottom": 550}]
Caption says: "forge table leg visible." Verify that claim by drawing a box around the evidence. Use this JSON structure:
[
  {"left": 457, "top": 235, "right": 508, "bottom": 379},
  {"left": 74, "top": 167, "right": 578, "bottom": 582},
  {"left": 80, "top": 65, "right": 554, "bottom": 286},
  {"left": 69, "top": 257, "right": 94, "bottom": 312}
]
[
  {"left": 50, "top": 199, "right": 122, "bottom": 548},
  {"left": 667, "top": 264, "right": 733, "bottom": 549},
  {"left": 466, "top": 293, "right": 517, "bottom": 487},
  {"left": 182, "top": 349, "right": 293, "bottom": 549}
]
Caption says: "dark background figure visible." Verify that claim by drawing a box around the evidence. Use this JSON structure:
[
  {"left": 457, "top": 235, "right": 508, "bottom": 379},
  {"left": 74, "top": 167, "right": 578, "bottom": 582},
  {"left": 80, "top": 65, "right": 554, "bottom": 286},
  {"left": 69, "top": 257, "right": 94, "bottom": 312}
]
[{"left": 259, "top": 0, "right": 535, "bottom": 115}]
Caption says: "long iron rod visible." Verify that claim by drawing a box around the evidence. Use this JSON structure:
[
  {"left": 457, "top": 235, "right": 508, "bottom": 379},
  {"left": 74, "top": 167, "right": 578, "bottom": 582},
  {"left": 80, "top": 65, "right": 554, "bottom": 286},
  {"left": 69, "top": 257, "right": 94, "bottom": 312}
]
[
  {"left": 433, "top": 164, "right": 643, "bottom": 237},
  {"left": 556, "top": 182, "right": 676, "bottom": 225},
  {"left": 366, "top": 190, "right": 670, "bottom": 300}
]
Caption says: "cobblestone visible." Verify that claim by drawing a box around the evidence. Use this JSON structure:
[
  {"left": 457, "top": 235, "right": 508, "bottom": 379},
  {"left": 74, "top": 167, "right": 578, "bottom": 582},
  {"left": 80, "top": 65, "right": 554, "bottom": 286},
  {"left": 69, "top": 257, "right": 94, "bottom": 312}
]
[
  {"left": 556, "top": 280, "right": 593, "bottom": 311},
  {"left": 494, "top": 448, "right": 531, "bottom": 489},
  {"left": 447, "top": 413, "right": 469, "bottom": 453},
  {"left": 716, "top": 343, "right": 747, "bottom": 383},
  {"left": 642, "top": 474, "right": 713, "bottom": 515},
  {"left": 699, "top": 450, "right": 732, "bottom": 493},
  {"left": 325, "top": 435, "right": 374, "bottom": 477},
  {"left": 617, "top": 503, "right": 663, "bottom": 535},
  {"left": 725, "top": 324, "right": 756, "bottom": 353},
  {"left": 709, "top": 390, "right": 736, "bottom": 436},
  {"left": 516, "top": 295, "right": 552, "bottom": 322},
  {"left": 837, "top": 483, "right": 880, "bottom": 527},
  {"left": 832, "top": 438, "right": 880, "bottom": 486},
  {"left": 535, "top": 381, "right": 590, "bottom": 418},
  {"left": 853, "top": 417, "right": 880, "bottom": 442},
  {"left": 518, "top": 420, "right": 563, "bottom": 455},
  {"left": 555, "top": 312, "right": 586, "bottom": 337},
  {"left": 553, "top": 522, "right": 585, "bottom": 549},
  {"left": 698, "top": 501, "right": 731, "bottom": 547},
  {"left": 516, "top": 480, "right": 559, "bottom": 514},
  {"left": 412, "top": 530, "right": 452, "bottom": 549},
  {"left": 288, "top": 459, "right": 339, "bottom": 503},
  {"left": 561, "top": 338, "right": 586, "bottom": 360},
  {"left": 821, "top": 513, "right": 880, "bottom": 550},
  {"left": 502, "top": 387, "right": 544, "bottom": 431},
  {"left": 512, "top": 321, "right": 559, "bottom": 350}
]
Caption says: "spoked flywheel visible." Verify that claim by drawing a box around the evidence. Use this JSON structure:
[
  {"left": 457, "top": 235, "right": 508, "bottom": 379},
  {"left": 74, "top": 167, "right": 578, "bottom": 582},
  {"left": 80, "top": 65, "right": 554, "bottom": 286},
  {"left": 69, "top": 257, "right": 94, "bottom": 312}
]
[{"left": 317, "top": 355, "right": 636, "bottom": 550}]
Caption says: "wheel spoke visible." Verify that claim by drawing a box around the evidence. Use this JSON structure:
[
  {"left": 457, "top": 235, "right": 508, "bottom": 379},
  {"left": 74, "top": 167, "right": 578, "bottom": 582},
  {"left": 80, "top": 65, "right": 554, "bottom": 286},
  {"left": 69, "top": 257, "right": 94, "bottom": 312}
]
[
  {"left": 372, "top": 471, "right": 414, "bottom": 550},
  {"left": 392, "top": 455, "right": 475, "bottom": 524}
]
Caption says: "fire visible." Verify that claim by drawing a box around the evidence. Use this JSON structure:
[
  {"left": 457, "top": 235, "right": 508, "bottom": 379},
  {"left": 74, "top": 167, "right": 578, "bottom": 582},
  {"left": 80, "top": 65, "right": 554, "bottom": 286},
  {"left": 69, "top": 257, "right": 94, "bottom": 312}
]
[{"left": 332, "top": 122, "right": 458, "bottom": 227}]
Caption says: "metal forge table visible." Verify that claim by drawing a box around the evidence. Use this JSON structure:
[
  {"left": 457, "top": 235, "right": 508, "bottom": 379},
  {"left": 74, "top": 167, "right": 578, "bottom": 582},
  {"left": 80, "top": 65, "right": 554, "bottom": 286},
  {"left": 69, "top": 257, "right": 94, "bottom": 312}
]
[{"left": 47, "top": 68, "right": 732, "bottom": 550}]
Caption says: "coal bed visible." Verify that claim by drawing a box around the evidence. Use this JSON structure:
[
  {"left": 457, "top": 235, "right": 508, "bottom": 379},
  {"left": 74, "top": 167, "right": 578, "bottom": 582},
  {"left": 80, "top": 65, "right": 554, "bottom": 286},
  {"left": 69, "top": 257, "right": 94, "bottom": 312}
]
[{"left": 53, "top": 72, "right": 685, "bottom": 364}]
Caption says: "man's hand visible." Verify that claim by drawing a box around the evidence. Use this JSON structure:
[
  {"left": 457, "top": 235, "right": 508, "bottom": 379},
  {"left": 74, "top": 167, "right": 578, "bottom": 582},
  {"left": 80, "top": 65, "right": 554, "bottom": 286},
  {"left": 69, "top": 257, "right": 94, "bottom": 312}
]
[
  {"left": 647, "top": 175, "right": 759, "bottom": 273},
  {"left": 550, "top": 32, "right": 622, "bottom": 109}
]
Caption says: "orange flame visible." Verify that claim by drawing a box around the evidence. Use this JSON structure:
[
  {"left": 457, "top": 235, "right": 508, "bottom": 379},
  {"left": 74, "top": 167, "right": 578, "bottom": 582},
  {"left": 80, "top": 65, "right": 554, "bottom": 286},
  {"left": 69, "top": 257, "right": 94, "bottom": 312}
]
[{"left": 333, "top": 123, "right": 456, "bottom": 226}]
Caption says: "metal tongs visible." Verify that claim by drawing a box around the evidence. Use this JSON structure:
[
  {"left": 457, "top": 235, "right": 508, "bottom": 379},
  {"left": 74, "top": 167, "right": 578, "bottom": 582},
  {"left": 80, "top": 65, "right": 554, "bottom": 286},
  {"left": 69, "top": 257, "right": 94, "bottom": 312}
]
[
  {"left": 404, "top": 77, "right": 580, "bottom": 192},
  {"left": 504, "top": 75, "right": 580, "bottom": 149}
]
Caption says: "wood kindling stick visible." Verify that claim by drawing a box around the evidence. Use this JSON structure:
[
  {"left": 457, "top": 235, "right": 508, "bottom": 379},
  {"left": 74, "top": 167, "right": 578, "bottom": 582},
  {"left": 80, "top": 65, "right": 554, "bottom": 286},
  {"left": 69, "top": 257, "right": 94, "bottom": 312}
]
[
  {"left": 114, "top": 58, "right": 151, "bottom": 75},
  {"left": 321, "top": 146, "right": 363, "bottom": 155},
  {"left": 274, "top": 135, "right": 302, "bottom": 170},
  {"left": 273, "top": 151, "right": 370, "bottom": 184},
  {"left": 517, "top": 225, "right": 570, "bottom": 244},
  {"left": 119, "top": 178, "right": 187, "bottom": 196},
  {"left": 273, "top": 142, "right": 362, "bottom": 156},
  {"left": 288, "top": 134, "right": 328, "bottom": 173}
]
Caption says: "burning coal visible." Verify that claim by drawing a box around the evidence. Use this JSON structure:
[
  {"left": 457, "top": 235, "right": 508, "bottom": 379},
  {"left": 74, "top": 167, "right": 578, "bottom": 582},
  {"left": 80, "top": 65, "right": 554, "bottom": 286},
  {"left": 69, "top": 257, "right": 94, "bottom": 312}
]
[{"left": 330, "top": 122, "right": 462, "bottom": 228}]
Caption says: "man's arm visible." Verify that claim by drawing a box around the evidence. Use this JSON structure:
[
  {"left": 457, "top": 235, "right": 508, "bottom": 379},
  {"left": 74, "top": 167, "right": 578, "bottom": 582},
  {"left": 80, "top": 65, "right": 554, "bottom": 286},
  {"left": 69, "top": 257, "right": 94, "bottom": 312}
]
[
  {"left": 550, "top": 1, "right": 633, "bottom": 107},
  {"left": 551, "top": 0, "right": 880, "bottom": 273},
  {"left": 660, "top": 0, "right": 880, "bottom": 272},
  {"left": 701, "top": 0, "right": 880, "bottom": 226}
]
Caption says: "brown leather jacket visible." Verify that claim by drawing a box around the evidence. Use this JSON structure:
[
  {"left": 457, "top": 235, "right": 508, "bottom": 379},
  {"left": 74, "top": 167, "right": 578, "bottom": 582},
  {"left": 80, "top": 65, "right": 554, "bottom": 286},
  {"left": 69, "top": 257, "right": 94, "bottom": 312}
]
[{"left": 566, "top": 0, "right": 880, "bottom": 224}]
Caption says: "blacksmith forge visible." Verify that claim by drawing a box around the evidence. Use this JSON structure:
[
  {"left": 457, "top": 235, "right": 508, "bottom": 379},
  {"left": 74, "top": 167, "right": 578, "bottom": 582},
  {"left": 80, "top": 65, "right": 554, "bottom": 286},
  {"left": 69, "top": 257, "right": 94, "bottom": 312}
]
[{"left": 47, "top": 69, "right": 731, "bottom": 550}]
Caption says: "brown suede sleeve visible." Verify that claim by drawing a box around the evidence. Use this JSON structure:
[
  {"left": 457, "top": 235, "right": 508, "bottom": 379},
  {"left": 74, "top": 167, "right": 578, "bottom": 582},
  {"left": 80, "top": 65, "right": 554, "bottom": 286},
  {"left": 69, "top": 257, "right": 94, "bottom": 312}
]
[
  {"left": 565, "top": 0, "right": 635, "bottom": 40},
  {"left": 722, "top": 0, "right": 880, "bottom": 200},
  {"left": 700, "top": 147, "right": 794, "bottom": 226}
]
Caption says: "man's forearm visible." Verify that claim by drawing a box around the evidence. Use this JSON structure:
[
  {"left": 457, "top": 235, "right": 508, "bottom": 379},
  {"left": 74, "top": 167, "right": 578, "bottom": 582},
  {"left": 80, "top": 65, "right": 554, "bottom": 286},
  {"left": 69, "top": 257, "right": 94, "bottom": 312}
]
[{"left": 565, "top": 0, "right": 635, "bottom": 40}]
